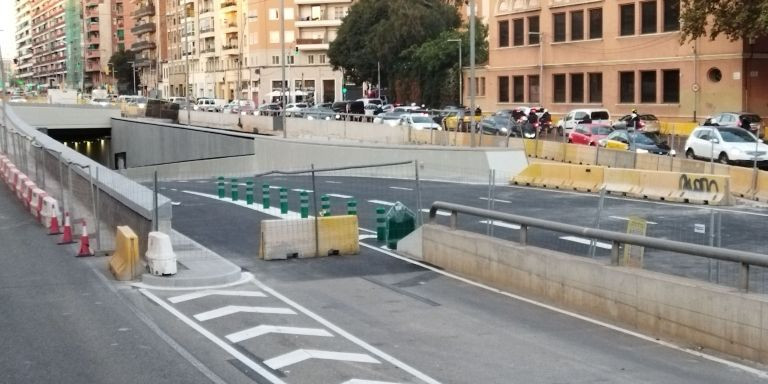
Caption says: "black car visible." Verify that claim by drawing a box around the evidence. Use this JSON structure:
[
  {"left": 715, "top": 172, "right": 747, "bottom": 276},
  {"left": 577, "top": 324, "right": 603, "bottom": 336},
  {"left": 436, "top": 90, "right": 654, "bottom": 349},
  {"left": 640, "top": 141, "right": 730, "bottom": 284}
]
[{"left": 331, "top": 100, "right": 365, "bottom": 115}]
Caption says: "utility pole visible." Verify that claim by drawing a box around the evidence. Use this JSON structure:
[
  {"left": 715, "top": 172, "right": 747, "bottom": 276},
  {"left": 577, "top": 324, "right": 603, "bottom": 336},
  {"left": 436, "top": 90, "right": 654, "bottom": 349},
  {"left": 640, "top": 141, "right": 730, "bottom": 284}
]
[
  {"left": 469, "top": 0, "right": 477, "bottom": 147},
  {"left": 181, "top": 2, "right": 191, "bottom": 125},
  {"left": 280, "top": 0, "right": 287, "bottom": 138},
  {"left": 127, "top": 61, "right": 136, "bottom": 95},
  {"left": 237, "top": 8, "right": 244, "bottom": 102},
  {"left": 377, "top": 61, "right": 380, "bottom": 99}
]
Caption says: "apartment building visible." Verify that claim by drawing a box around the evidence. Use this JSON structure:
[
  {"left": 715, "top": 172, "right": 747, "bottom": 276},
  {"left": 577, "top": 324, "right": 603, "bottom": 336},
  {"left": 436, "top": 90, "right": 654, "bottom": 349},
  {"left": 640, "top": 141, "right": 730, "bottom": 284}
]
[
  {"left": 159, "top": 0, "right": 351, "bottom": 103},
  {"left": 83, "top": 0, "right": 136, "bottom": 92},
  {"left": 130, "top": 0, "right": 167, "bottom": 96},
  {"left": 474, "top": 0, "right": 768, "bottom": 122},
  {"left": 26, "top": 0, "right": 67, "bottom": 87},
  {"left": 15, "top": 0, "right": 35, "bottom": 84}
]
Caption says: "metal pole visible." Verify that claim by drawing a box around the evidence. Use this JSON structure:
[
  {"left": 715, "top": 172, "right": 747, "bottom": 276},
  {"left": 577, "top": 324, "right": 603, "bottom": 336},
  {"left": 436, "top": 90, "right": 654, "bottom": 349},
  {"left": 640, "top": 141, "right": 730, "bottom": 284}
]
[
  {"left": 95, "top": 167, "right": 100, "bottom": 251},
  {"left": 184, "top": 3, "right": 191, "bottom": 126},
  {"left": 377, "top": 61, "right": 381, "bottom": 100},
  {"left": 458, "top": 42, "right": 462, "bottom": 107},
  {"left": 486, "top": 169, "right": 492, "bottom": 235},
  {"left": 715, "top": 211, "right": 721, "bottom": 284},
  {"left": 88, "top": 166, "right": 95, "bottom": 244},
  {"left": 39, "top": 145, "right": 46, "bottom": 190},
  {"left": 132, "top": 63, "right": 136, "bottom": 95},
  {"left": 311, "top": 164, "right": 319, "bottom": 257},
  {"left": 152, "top": 170, "right": 158, "bottom": 232},
  {"left": 708, "top": 209, "right": 715, "bottom": 281},
  {"left": 280, "top": 0, "right": 287, "bottom": 138},
  {"left": 57, "top": 152, "right": 64, "bottom": 208},
  {"left": 588, "top": 187, "right": 606, "bottom": 258},
  {"left": 415, "top": 160, "right": 423, "bottom": 227},
  {"left": 490, "top": 169, "right": 496, "bottom": 237},
  {"left": 469, "top": 0, "right": 476, "bottom": 147},
  {"left": 710, "top": 129, "right": 715, "bottom": 174},
  {"left": 66, "top": 161, "right": 73, "bottom": 219}
]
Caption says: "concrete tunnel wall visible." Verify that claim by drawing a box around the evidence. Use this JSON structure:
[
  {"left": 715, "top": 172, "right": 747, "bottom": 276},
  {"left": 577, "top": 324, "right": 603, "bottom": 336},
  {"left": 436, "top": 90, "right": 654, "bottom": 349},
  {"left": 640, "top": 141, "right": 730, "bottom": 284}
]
[{"left": 10, "top": 103, "right": 120, "bottom": 129}]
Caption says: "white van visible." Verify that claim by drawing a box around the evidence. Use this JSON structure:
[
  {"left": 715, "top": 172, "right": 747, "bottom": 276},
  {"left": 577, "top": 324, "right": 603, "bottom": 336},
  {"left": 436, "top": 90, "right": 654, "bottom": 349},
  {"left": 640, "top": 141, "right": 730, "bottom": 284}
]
[
  {"left": 117, "top": 95, "right": 137, "bottom": 104},
  {"left": 194, "top": 98, "right": 227, "bottom": 112},
  {"left": 556, "top": 108, "right": 612, "bottom": 137}
]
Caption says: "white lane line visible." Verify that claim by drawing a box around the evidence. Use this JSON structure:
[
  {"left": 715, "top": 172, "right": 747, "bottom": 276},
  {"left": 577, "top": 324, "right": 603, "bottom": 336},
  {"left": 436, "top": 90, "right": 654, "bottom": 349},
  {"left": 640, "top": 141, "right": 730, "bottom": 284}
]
[
  {"left": 139, "top": 289, "right": 288, "bottom": 384},
  {"left": 170, "top": 188, "right": 178, "bottom": 192},
  {"left": 168, "top": 290, "right": 267, "bottom": 304},
  {"left": 359, "top": 234, "right": 378, "bottom": 240},
  {"left": 357, "top": 243, "right": 768, "bottom": 380},
  {"left": 194, "top": 305, "right": 296, "bottom": 321},
  {"left": 264, "top": 349, "right": 379, "bottom": 371},
  {"left": 368, "top": 200, "right": 395, "bottom": 206},
  {"left": 479, "top": 220, "right": 521, "bottom": 230},
  {"left": 177, "top": 180, "right": 189, "bottom": 183},
  {"left": 359, "top": 227, "right": 376, "bottom": 234},
  {"left": 327, "top": 193, "right": 353, "bottom": 199},
  {"left": 171, "top": 201, "right": 181, "bottom": 206},
  {"left": 196, "top": 181, "right": 208, "bottom": 184},
  {"left": 227, "top": 325, "right": 333, "bottom": 343},
  {"left": 269, "top": 186, "right": 281, "bottom": 190},
  {"left": 479, "top": 197, "right": 512, "bottom": 204},
  {"left": 559, "top": 236, "right": 613, "bottom": 250},
  {"left": 253, "top": 280, "right": 442, "bottom": 384},
  {"left": 389, "top": 187, "right": 413, "bottom": 191},
  {"left": 292, "top": 188, "right": 313, "bottom": 193},
  {"left": 342, "top": 380, "right": 402, "bottom": 384},
  {"left": 325, "top": 181, "right": 342, "bottom": 184},
  {"left": 182, "top": 191, "right": 313, "bottom": 219},
  {"left": 609, "top": 216, "right": 658, "bottom": 225},
  {"left": 420, "top": 208, "right": 451, "bottom": 217}
]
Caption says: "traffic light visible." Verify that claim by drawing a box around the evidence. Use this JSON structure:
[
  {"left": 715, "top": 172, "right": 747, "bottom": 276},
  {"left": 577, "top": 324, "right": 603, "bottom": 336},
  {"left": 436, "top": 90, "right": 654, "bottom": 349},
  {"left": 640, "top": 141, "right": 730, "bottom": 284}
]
[{"left": 294, "top": 46, "right": 299, "bottom": 55}]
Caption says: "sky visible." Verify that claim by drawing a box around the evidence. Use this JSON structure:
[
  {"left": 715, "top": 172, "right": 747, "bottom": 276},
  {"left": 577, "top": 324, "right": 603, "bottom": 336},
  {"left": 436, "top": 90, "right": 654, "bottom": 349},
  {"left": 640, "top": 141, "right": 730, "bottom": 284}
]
[{"left": 1, "top": 0, "right": 16, "bottom": 59}]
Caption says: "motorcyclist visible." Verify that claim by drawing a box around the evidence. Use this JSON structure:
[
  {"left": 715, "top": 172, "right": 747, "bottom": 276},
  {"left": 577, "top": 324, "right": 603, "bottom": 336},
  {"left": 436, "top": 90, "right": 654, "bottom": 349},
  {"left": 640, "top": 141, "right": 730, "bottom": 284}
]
[
  {"left": 540, "top": 108, "right": 552, "bottom": 133},
  {"left": 527, "top": 108, "right": 540, "bottom": 134}
]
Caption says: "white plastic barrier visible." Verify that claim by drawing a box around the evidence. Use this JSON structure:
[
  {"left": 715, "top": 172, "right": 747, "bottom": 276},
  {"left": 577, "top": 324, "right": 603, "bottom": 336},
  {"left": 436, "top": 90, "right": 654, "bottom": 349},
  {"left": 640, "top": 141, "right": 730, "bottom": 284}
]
[
  {"left": 29, "top": 188, "right": 47, "bottom": 221},
  {"left": 15, "top": 174, "right": 29, "bottom": 199},
  {"left": 41, "top": 196, "right": 61, "bottom": 229},
  {"left": 21, "top": 180, "right": 36, "bottom": 207},
  {"left": 146, "top": 232, "right": 177, "bottom": 276},
  {"left": 7, "top": 167, "right": 19, "bottom": 189}
]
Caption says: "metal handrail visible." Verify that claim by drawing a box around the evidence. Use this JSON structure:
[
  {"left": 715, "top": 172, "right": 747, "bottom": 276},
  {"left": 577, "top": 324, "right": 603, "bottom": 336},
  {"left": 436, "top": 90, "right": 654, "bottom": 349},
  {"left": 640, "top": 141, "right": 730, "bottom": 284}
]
[{"left": 428, "top": 201, "right": 768, "bottom": 292}]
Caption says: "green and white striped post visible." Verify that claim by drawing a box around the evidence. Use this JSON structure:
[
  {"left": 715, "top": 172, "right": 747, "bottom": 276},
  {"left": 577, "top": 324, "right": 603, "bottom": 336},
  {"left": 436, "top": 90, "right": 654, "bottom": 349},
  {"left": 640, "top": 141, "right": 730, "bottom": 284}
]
[
  {"left": 376, "top": 207, "right": 386, "bottom": 241},
  {"left": 245, "top": 180, "right": 254, "bottom": 205},
  {"left": 279, "top": 187, "right": 288, "bottom": 214},
  {"left": 300, "top": 191, "right": 309, "bottom": 218},
  {"left": 262, "top": 184, "right": 270, "bottom": 208},
  {"left": 321, "top": 195, "right": 330, "bottom": 216},
  {"left": 347, "top": 199, "right": 357, "bottom": 215},
  {"left": 230, "top": 178, "right": 239, "bottom": 201},
  {"left": 217, "top": 176, "right": 225, "bottom": 198}
]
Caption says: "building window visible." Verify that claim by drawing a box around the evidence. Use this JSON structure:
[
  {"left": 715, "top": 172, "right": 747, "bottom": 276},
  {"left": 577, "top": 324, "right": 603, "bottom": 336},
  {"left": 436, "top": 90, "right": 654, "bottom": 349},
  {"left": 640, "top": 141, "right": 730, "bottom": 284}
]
[
  {"left": 588, "top": 73, "right": 603, "bottom": 103},
  {"left": 319, "top": 54, "right": 326, "bottom": 63},
  {"left": 553, "top": 13, "right": 566, "bottom": 42},
  {"left": 528, "top": 75, "right": 540, "bottom": 103},
  {"left": 308, "top": 55, "right": 314, "bottom": 64},
  {"left": 499, "top": 20, "right": 509, "bottom": 47},
  {"left": 287, "top": 55, "right": 295, "bottom": 64},
  {"left": 663, "top": 0, "right": 680, "bottom": 32},
  {"left": 271, "top": 55, "right": 279, "bottom": 65},
  {"left": 513, "top": 19, "right": 524, "bottom": 46},
  {"left": 498, "top": 76, "right": 510, "bottom": 102},
  {"left": 269, "top": 8, "right": 279, "bottom": 20},
  {"left": 589, "top": 8, "right": 602, "bottom": 39},
  {"left": 620, "top": 4, "right": 635, "bottom": 36},
  {"left": 477, "top": 77, "right": 486, "bottom": 96},
  {"left": 619, "top": 71, "right": 635, "bottom": 103},
  {"left": 284, "top": 7, "right": 294, "bottom": 20},
  {"left": 570, "top": 73, "right": 584, "bottom": 103},
  {"left": 513, "top": 76, "right": 524, "bottom": 102},
  {"left": 553, "top": 74, "right": 566, "bottom": 103},
  {"left": 640, "top": 70, "right": 656, "bottom": 103},
  {"left": 269, "top": 31, "right": 280, "bottom": 44},
  {"left": 528, "top": 16, "right": 540, "bottom": 44},
  {"left": 571, "top": 11, "right": 584, "bottom": 41},
  {"left": 662, "top": 69, "right": 680, "bottom": 103},
  {"left": 641, "top": 1, "right": 657, "bottom": 34}
]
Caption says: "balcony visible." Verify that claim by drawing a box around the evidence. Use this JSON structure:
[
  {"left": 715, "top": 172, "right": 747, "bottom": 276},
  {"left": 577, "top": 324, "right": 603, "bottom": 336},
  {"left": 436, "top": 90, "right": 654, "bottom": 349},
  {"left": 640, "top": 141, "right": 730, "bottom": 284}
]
[
  {"left": 200, "top": 26, "right": 215, "bottom": 35},
  {"left": 222, "top": 21, "right": 237, "bottom": 31},
  {"left": 222, "top": 44, "right": 238, "bottom": 55},
  {"left": 131, "top": 40, "right": 157, "bottom": 52},
  {"left": 132, "top": 4, "right": 155, "bottom": 18},
  {"left": 131, "top": 22, "right": 156, "bottom": 35},
  {"left": 86, "top": 62, "right": 102, "bottom": 73},
  {"left": 86, "top": 49, "right": 101, "bottom": 59},
  {"left": 295, "top": 16, "right": 343, "bottom": 28},
  {"left": 87, "top": 22, "right": 100, "bottom": 32},
  {"left": 134, "top": 58, "right": 155, "bottom": 68},
  {"left": 295, "top": 0, "right": 352, "bottom": 4},
  {"left": 296, "top": 38, "right": 329, "bottom": 51},
  {"left": 200, "top": 46, "right": 216, "bottom": 54},
  {"left": 220, "top": 0, "right": 237, "bottom": 10}
]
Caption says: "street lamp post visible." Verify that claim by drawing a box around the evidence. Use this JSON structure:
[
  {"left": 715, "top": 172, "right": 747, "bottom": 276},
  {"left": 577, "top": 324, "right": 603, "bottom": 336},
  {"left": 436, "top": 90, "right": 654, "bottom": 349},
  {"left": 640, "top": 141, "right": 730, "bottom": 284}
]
[
  {"left": 447, "top": 39, "right": 462, "bottom": 107},
  {"left": 182, "top": 3, "right": 191, "bottom": 125},
  {"left": 468, "top": 0, "right": 477, "bottom": 147},
  {"left": 127, "top": 60, "right": 136, "bottom": 95},
  {"left": 280, "top": 0, "right": 287, "bottom": 138}
]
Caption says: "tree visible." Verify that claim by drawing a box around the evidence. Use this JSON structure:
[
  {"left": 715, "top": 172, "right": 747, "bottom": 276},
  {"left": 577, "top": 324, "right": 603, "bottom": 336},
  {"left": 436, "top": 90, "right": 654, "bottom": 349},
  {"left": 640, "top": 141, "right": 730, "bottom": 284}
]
[
  {"left": 680, "top": 0, "right": 768, "bottom": 42},
  {"left": 328, "top": 0, "right": 462, "bottom": 98},
  {"left": 108, "top": 49, "right": 141, "bottom": 94}
]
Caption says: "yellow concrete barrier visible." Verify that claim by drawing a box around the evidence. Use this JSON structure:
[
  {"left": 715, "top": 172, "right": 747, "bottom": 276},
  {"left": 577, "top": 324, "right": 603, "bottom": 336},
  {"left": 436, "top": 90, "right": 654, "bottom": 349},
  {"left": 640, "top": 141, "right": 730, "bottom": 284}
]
[
  {"left": 635, "top": 171, "right": 729, "bottom": 205},
  {"left": 510, "top": 163, "right": 543, "bottom": 186},
  {"left": 728, "top": 166, "right": 756, "bottom": 199},
  {"left": 317, "top": 215, "right": 359, "bottom": 256},
  {"left": 537, "top": 163, "right": 573, "bottom": 189},
  {"left": 753, "top": 171, "right": 768, "bottom": 202},
  {"left": 660, "top": 122, "right": 697, "bottom": 136},
  {"left": 563, "top": 144, "right": 597, "bottom": 165},
  {"left": 569, "top": 165, "right": 604, "bottom": 192},
  {"left": 523, "top": 139, "right": 539, "bottom": 157},
  {"left": 109, "top": 226, "right": 142, "bottom": 281},
  {"left": 604, "top": 168, "right": 643, "bottom": 196},
  {"left": 540, "top": 141, "right": 565, "bottom": 161}
]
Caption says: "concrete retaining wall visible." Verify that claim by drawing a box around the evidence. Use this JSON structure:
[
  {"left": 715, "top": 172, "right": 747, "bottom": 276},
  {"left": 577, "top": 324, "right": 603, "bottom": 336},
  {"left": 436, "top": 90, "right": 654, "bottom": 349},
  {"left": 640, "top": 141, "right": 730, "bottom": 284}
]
[
  {"left": 11, "top": 103, "right": 120, "bottom": 129},
  {"left": 111, "top": 118, "right": 255, "bottom": 168},
  {"left": 422, "top": 224, "right": 768, "bottom": 364}
]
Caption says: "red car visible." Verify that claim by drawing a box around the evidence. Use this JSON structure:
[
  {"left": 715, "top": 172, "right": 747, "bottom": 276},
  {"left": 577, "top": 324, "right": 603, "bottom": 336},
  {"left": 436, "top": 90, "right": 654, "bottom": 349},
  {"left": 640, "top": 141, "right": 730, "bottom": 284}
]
[{"left": 568, "top": 123, "right": 613, "bottom": 146}]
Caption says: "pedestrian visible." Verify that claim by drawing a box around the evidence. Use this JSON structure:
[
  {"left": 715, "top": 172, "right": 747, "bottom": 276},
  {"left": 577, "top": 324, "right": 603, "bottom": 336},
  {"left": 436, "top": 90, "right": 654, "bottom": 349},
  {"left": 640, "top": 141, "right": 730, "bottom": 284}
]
[
  {"left": 740, "top": 115, "right": 753, "bottom": 133},
  {"left": 628, "top": 108, "right": 640, "bottom": 130}
]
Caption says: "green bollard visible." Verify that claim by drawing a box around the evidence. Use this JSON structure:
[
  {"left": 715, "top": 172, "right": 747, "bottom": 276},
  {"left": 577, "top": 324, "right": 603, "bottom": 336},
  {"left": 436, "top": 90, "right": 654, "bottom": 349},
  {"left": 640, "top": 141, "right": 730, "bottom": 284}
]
[
  {"left": 279, "top": 187, "right": 288, "bottom": 214},
  {"left": 262, "top": 184, "right": 270, "bottom": 208},
  {"left": 347, "top": 199, "right": 357, "bottom": 215},
  {"left": 300, "top": 191, "right": 309, "bottom": 218},
  {"left": 376, "top": 207, "right": 386, "bottom": 241},
  {"left": 217, "top": 176, "right": 225, "bottom": 198},
  {"left": 245, "top": 180, "right": 254, "bottom": 205},
  {"left": 321, "top": 195, "right": 330, "bottom": 216},
  {"left": 230, "top": 178, "right": 239, "bottom": 201}
]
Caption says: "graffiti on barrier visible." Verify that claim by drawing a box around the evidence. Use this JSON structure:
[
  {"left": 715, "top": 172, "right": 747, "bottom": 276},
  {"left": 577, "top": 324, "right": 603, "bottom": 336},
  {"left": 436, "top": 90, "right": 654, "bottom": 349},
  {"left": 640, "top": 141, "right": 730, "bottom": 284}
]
[{"left": 679, "top": 174, "right": 719, "bottom": 193}]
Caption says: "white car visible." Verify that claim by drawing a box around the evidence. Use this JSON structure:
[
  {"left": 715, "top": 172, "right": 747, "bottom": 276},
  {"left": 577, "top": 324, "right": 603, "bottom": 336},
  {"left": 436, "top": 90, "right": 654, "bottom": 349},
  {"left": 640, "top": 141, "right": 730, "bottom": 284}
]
[
  {"left": 556, "top": 108, "right": 611, "bottom": 137},
  {"left": 374, "top": 111, "right": 406, "bottom": 126},
  {"left": 685, "top": 126, "right": 768, "bottom": 165},
  {"left": 90, "top": 98, "right": 111, "bottom": 107},
  {"left": 284, "top": 103, "right": 308, "bottom": 117},
  {"left": 399, "top": 114, "right": 441, "bottom": 130},
  {"left": 9, "top": 95, "right": 27, "bottom": 103}
]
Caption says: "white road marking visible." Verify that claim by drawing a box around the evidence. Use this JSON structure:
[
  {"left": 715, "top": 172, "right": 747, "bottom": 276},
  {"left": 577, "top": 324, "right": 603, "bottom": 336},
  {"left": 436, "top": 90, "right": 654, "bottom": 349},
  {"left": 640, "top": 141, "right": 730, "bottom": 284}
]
[
  {"left": 196, "top": 180, "right": 208, "bottom": 184},
  {"left": 227, "top": 325, "right": 333, "bottom": 343},
  {"left": 182, "top": 191, "right": 312, "bottom": 219},
  {"left": 170, "top": 188, "right": 178, "bottom": 192},
  {"left": 292, "top": 188, "right": 313, "bottom": 193},
  {"left": 269, "top": 186, "right": 281, "bottom": 190},
  {"left": 368, "top": 200, "right": 395, "bottom": 206},
  {"left": 171, "top": 201, "right": 181, "bottom": 206},
  {"left": 609, "top": 216, "right": 658, "bottom": 225},
  {"left": 168, "top": 289, "right": 266, "bottom": 304},
  {"left": 194, "top": 305, "right": 296, "bottom": 321},
  {"left": 389, "top": 186, "right": 413, "bottom": 191},
  {"left": 479, "top": 197, "right": 512, "bottom": 204},
  {"left": 327, "top": 193, "right": 353, "bottom": 199},
  {"left": 325, "top": 181, "right": 342, "bottom": 184},
  {"left": 264, "top": 349, "right": 379, "bottom": 370},
  {"left": 479, "top": 220, "right": 520, "bottom": 229},
  {"left": 342, "top": 380, "right": 402, "bottom": 384},
  {"left": 177, "top": 180, "right": 189, "bottom": 183},
  {"left": 421, "top": 208, "right": 451, "bottom": 217},
  {"left": 140, "top": 289, "right": 288, "bottom": 384},
  {"left": 359, "top": 227, "right": 376, "bottom": 234},
  {"left": 357, "top": 243, "right": 768, "bottom": 380},
  {"left": 359, "top": 234, "right": 378, "bottom": 240},
  {"left": 559, "top": 236, "right": 613, "bottom": 250},
  {"left": 132, "top": 272, "right": 255, "bottom": 291},
  {"left": 253, "top": 280, "right": 442, "bottom": 384}
]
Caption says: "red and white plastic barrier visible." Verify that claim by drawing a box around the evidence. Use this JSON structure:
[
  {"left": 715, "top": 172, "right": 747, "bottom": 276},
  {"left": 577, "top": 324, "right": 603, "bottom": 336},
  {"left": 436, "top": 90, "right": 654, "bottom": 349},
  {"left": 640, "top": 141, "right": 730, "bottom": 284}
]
[
  {"left": 42, "top": 196, "right": 61, "bottom": 233},
  {"left": 29, "top": 188, "right": 47, "bottom": 222},
  {"left": 14, "top": 174, "right": 28, "bottom": 199},
  {"left": 21, "top": 180, "right": 36, "bottom": 208}
]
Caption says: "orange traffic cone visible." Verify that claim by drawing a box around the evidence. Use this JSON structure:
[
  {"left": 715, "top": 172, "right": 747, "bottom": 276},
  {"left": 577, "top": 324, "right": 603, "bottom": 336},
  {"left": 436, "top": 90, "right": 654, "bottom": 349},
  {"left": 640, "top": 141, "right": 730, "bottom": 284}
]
[
  {"left": 76, "top": 220, "right": 93, "bottom": 257},
  {"left": 58, "top": 212, "right": 74, "bottom": 244},
  {"left": 48, "top": 213, "right": 61, "bottom": 235}
]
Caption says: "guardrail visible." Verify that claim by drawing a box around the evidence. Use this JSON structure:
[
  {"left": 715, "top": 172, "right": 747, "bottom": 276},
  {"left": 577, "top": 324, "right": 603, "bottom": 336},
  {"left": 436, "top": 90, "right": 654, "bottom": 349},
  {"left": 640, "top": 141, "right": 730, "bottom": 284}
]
[{"left": 428, "top": 201, "right": 768, "bottom": 292}]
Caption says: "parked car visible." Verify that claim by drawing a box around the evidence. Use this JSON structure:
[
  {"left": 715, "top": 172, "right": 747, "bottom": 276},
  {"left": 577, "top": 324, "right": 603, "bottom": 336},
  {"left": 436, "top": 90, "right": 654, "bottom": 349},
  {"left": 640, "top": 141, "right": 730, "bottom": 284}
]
[
  {"left": 569, "top": 124, "right": 613, "bottom": 146},
  {"left": 128, "top": 97, "right": 148, "bottom": 109},
  {"left": 399, "top": 113, "right": 441, "bottom": 130},
  {"left": 257, "top": 103, "right": 282, "bottom": 116},
  {"left": 613, "top": 114, "right": 661, "bottom": 132},
  {"left": 556, "top": 108, "right": 612, "bottom": 137},
  {"left": 598, "top": 130, "right": 674, "bottom": 156},
  {"left": 685, "top": 126, "right": 768, "bottom": 165},
  {"left": 284, "top": 102, "right": 309, "bottom": 117},
  {"left": 703, "top": 112, "right": 764, "bottom": 136},
  {"left": 304, "top": 106, "right": 337, "bottom": 120},
  {"left": 373, "top": 111, "right": 407, "bottom": 126},
  {"left": 167, "top": 96, "right": 188, "bottom": 104},
  {"left": 171, "top": 99, "right": 192, "bottom": 110},
  {"left": 89, "top": 98, "right": 112, "bottom": 107},
  {"left": 194, "top": 98, "right": 227, "bottom": 112},
  {"left": 222, "top": 100, "right": 255, "bottom": 115},
  {"left": 9, "top": 95, "right": 27, "bottom": 103}
]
